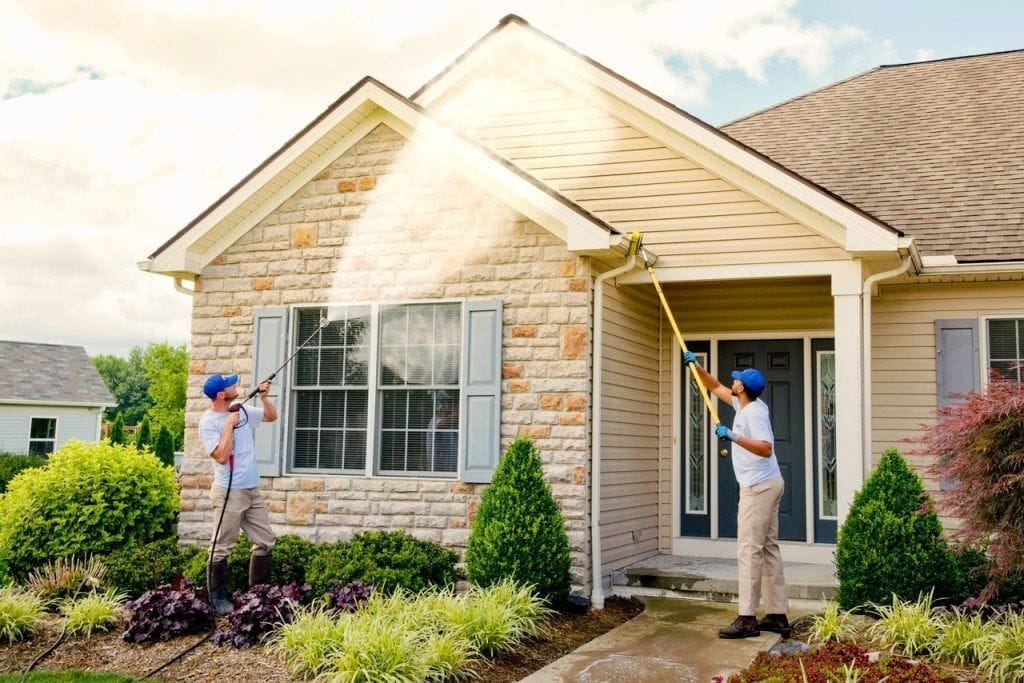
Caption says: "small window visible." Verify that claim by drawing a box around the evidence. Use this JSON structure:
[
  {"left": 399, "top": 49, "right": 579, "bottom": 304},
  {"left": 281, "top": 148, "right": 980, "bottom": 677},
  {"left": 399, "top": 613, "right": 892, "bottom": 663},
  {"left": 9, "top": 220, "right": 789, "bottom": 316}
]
[
  {"left": 29, "top": 417, "right": 56, "bottom": 455},
  {"left": 987, "top": 318, "right": 1024, "bottom": 382}
]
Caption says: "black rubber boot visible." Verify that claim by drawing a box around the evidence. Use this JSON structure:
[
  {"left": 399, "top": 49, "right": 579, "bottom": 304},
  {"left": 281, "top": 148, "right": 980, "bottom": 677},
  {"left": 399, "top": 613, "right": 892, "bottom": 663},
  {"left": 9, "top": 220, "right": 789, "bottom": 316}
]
[
  {"left": 718, "top": 615, "right": 760, "bottom": 639},
  {"left": 757, "top": 613, "right": 792, "bottom": 637},
  {"left": 207, "top": 559, "right": 233, "bottom": 616},
  {"left": 249, "top": 553, "right": 272, "bottom": 587}
]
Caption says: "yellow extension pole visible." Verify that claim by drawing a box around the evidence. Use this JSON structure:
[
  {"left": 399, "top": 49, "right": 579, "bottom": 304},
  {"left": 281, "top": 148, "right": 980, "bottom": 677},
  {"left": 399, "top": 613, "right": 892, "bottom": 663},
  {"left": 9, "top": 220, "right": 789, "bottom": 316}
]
[{"left": 629, "top": 232, "right": 729, "bottom": 456}]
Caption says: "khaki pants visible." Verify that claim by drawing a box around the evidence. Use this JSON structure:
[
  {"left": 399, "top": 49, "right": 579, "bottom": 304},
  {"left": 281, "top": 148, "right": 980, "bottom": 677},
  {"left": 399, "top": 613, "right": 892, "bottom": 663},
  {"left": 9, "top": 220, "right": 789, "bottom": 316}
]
[
  {"left": 737, "top": 477, "right": 787, "bottom": 616},
  {"left": 209, "top": 486, "right": 276, "bottom": 563}
]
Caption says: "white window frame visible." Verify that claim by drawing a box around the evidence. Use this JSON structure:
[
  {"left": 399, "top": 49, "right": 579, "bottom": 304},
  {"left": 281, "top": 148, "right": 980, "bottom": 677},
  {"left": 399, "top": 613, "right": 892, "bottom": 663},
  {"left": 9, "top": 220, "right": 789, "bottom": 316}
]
[
  {"left": 27, "top": 416, "right": 58, "bottom": 455},
  {"left": 980, "top": 314, "right": 1024, "bottom": 385},
  {"left": 287, "top": 299, "right": 466, "bottom": 478}
]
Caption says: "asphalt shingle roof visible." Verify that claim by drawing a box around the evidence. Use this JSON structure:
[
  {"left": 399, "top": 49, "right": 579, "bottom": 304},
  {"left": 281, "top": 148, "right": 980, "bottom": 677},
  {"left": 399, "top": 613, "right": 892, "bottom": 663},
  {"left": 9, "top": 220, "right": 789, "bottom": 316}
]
[
  {"left": 0, "top": 340, "right": 115, "bottom": 405},
  {"left": 722, "top": 49, "right": 1024, "bottom": 262}
]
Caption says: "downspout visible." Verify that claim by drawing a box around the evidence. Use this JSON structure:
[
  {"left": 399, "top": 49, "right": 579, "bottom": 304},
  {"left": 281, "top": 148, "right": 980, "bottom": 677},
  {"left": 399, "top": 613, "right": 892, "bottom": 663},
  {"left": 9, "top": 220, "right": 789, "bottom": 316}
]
[
  {"left": 590, "top": 243, "right": 639, "bottom": 610},
  {"left": 861, "top": 256, "right": 912, "bottom": 478}
]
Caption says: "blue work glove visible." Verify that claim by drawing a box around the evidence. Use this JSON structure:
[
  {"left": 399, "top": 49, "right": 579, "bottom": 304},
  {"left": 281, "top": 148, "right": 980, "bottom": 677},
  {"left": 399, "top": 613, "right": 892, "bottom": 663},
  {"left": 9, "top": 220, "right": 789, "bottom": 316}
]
[
  {"left": 715, "top": 424, "right": 738, "bottom": 442},
  {"left": 683, "top": 351, "right": 699, "bottom": 365}
]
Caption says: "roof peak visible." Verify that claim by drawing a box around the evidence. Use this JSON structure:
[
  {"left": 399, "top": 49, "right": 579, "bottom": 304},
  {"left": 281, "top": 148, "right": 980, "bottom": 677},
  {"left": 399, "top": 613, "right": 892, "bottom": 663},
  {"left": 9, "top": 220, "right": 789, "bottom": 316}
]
[
  {"left": 0, "top": 339, "right": 84, "bottom": 350},
  {"left": 880, "top": 47, "right": 1024, "bottom": 69}
]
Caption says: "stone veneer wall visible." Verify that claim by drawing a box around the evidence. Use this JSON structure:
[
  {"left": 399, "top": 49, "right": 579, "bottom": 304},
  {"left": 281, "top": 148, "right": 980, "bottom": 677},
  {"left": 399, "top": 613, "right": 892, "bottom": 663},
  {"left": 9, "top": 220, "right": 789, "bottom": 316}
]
[{"left": 178, "top": 124, "right": 595, "bottom": 591}]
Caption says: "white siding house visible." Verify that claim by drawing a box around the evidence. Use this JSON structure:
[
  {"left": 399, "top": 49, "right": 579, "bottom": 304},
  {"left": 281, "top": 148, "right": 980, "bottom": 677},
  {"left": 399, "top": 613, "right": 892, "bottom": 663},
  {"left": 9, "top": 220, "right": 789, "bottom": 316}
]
[{"left": 0, "top": 341, "right": 115, "bottom": 454}]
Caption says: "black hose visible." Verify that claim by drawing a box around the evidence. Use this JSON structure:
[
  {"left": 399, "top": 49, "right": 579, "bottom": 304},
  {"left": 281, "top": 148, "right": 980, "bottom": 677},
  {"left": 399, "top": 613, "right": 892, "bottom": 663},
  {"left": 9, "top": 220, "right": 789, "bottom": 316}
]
[
  {"left": 21, "top": 573, "right": 94, "bottom": 680},
  {"left": 136, "top": 424, "right": 238, "bottom": 682}
]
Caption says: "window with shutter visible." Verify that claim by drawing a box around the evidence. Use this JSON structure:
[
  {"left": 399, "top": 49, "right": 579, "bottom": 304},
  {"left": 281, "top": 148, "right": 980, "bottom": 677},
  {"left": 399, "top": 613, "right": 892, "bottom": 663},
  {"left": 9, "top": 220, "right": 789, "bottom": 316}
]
[{"left": 986, "top": 318, "right": 1024, "bottom": 383}]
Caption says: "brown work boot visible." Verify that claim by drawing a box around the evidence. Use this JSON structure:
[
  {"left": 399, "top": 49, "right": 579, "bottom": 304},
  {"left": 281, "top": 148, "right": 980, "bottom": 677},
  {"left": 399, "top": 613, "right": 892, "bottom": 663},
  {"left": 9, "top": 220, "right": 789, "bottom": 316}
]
[
  {"left": 718, "top": 615, "right": 760, "bottom": 639},
  {"left": 248, "top": 553, "right": 272, "bottom": 587},
  {"left": 757, "top": 613, "right": 791, "bottom": 638}
]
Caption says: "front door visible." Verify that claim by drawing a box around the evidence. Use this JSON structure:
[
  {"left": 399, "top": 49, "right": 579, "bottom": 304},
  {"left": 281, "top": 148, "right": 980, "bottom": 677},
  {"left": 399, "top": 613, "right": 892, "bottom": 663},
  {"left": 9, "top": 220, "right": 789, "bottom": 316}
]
[{"left": 717, "top": 339, "right": 805, "bottom": 541}]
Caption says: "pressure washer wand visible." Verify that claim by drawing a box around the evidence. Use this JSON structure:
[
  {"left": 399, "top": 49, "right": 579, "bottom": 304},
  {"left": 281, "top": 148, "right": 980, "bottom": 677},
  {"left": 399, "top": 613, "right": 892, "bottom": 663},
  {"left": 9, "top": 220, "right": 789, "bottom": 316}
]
[
  {"left": 630, "top": 232, "right": 730, "bottom": 457},
  {"left": 239, "top": 316, "right": 330, "bottom": 403}
]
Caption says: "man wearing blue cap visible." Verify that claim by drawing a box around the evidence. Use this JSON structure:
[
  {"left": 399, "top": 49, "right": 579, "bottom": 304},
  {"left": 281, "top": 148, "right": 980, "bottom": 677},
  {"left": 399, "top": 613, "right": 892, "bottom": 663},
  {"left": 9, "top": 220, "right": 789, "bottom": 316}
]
[
  {"left": 198, "top": 373, "right": 278, "bottom": 615},
  {"left": 684, "top": 352, "right": 789, "bottom": 640}
]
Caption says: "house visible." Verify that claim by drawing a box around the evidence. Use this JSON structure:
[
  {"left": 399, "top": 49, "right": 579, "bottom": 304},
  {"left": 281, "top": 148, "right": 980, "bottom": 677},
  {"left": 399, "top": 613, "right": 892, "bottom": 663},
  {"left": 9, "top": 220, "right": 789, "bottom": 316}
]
[
  {"left": 139, "top": 16, "right": 1024, "bottom": 605},
  {"left": 0, "top": 340, "right": 116, "bottom": 455}
]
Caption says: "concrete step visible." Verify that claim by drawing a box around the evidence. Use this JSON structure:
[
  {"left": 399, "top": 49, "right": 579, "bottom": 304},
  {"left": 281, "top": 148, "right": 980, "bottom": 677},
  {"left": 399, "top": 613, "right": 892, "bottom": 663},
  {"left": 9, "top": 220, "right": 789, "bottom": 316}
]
[{"left": 611, "top": 555, "right": 837, "bottom": 603}]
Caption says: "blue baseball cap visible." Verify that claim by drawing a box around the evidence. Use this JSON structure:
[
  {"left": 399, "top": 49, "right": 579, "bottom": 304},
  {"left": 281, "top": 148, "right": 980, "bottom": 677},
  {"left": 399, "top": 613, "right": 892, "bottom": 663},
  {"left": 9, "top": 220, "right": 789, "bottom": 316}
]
[
  {"left": 203, "top": 373, "right": 239, "bottom": 399},
  {"left": 731, "top": 368, "right": 766, "bottom": 394}
]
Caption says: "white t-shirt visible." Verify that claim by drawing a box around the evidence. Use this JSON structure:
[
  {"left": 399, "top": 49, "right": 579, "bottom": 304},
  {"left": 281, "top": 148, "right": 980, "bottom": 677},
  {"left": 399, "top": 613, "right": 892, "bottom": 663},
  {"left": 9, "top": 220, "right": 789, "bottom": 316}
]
[
  {"left": 199, "top": 405, "right": 264, "bottom": 489},
  {"left": 729, "top": 397, "right": 782, "bottom": 488}
]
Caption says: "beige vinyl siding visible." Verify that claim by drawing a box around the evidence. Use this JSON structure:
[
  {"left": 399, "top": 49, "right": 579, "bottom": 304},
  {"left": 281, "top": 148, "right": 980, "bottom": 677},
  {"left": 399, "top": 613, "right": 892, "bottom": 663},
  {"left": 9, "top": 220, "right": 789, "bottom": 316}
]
[
  {"left": 599, "top": 278, "right": 661, "bottom": 574},
  {"left": 871, "top": 280, "right": 1024, "bottom": 497},
  {"left": 651, "top": 278, "right": 834, "bottom": 549},
  {"left": 432, "top": 65, "right": 848, "bottom": 269}
]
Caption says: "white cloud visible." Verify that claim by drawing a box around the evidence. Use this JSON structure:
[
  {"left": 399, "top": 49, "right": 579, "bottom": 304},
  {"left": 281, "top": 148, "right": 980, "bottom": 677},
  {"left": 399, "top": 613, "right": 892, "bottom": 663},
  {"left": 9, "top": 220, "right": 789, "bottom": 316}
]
[
  {"left": 915, "top": 48, "right": 937, "bottom": 62},
  {"left": 0, "top": 0, "right": 875, "bottom": 356}
]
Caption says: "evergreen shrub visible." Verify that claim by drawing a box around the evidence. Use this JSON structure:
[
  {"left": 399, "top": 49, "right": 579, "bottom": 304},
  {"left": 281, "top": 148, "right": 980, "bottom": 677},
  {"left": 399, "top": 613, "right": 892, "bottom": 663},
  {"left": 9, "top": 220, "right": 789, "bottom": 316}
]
[
  {"left": 0, "top": 453, "right": 46, "bottom": 494},
  {"left": 835, "top": 448, "right": 958, "bottom": 611},
  {"left": 134, "top": 416, "right": 152, "bottom": 451},
  {"left": 108, "top": 413, "right": 127, "bottom": 445},
  {"left": 102, "top": 537, "right": 204, "bottom": 599},
  {"left": 464, "top": 437, "right": 571, "bottom": 603},
  {"left": 0, "top": 440, "right": 179, "bottom": 580},
  {"left": 306, "top": 530, "right": 459, "bottom": 597},
  {"left": 153, "top": 425, "right": 175, "bottom": 467}
]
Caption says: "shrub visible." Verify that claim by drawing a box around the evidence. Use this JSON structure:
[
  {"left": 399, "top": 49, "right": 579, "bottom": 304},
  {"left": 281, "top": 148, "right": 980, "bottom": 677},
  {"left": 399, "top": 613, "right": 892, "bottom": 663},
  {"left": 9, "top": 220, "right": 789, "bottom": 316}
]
[
  {"left": 134, "top": 416, "right": 152, "bottom": 451},
  {"left": 465, "top": 437, "right": 571, "bottom": 603},
  {"left": 62, "top": 588, "right": 126, "bottom": 637},
  {"left": 306, "top": 530, "right": 459, "bottom": 597},
  {"left": 0, "top": 453, "right": 46, "bottom": 494},
  {"left": 153, "top": 425, "right": 175, "bottom": 468},
  {"left": 914, "top": 375, "right": 1024, "bottom": 587},
  {"left": 122, "top": 577, "right": 213, "bottom": 644},
  {"left": 108, "top": 413, "right": 127, "bottom": 445},
  {"left": 25, "top": 556, "right": 108, "bottom": 604},
  {"left": 0, "top": 586, "right": 46, "bottom": 643},
  {"left": 269, "top": 534, "right": 317, "bottom": 586},
  {"left": 0, "top": 440, "right": 179, "bottom": 580},
  {"left": 212, "top": 582, "right": 310, "bottom": 648},
  {"left": 834, "top": 448, "right": 958, "bottom": 610},
  {"left": 101, "top": 537, "right": 201, "bottom": 599}
]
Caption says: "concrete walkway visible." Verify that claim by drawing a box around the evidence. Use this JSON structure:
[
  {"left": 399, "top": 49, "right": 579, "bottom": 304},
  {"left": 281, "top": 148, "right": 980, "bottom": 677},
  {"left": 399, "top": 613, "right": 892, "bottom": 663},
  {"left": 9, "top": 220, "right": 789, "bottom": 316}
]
[{"left": 521, "top": 598, "right": 803, "bottom": 682}]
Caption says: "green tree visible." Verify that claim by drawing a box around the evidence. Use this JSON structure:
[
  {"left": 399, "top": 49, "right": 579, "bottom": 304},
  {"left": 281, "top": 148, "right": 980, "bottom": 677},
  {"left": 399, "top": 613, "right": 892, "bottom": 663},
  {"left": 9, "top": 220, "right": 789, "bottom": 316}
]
[
  {"left": 153, "top": 426, "right": 175, "bottom": 468},
  {"left": 92, "top": 348, "right": 152, "bottom": 424},
  {"left": 141, "top": 343, "right": 188, "bottom": 449},
  {"left": 465, "top": 437, "right": 571, "bottom": 603},
  {"left": 108, "top": 412, "right": 127, "bottom": 445},
  {"left": 134, "top": 416, "right": 153, "bottom": 451}
]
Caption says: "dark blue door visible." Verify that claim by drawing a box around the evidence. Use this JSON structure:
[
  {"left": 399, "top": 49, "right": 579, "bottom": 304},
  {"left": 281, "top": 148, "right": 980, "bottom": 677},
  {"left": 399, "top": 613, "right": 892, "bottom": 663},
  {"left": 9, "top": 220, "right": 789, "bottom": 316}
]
[{"left": 717, "top": 339, "right": 805, "bottom": 541}]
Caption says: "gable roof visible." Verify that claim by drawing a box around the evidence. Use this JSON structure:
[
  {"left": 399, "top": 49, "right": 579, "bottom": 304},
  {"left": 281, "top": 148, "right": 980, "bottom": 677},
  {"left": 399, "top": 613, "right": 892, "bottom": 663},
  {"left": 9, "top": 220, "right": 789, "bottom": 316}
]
[
  {"left": 141, "top": 77, "right": 619, "bottom": 278},
  {"left": 0, "top": 341, "right": 115, "bottom": 407},
  {"left": 723, "top": 49, "right": 1024, "bottom": 263},
  {"left": 413, "top": 15, "right": 903, "bottom": 258}
]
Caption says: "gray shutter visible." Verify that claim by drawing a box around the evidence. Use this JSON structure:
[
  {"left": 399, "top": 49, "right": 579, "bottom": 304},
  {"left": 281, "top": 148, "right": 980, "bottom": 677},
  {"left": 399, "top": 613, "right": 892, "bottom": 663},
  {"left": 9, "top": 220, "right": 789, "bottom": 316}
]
[
  {"left": 252, "top": 307, "right": 288, "bottom": 477},
  {"left": 935, "top": 319, "right": 980, "bottom": 406},
  {"left": 934, "top": 319, "right": 980, "bottom": 490},
  {"left": 460, "top": 300, "right": 502, "bottom": 483}
]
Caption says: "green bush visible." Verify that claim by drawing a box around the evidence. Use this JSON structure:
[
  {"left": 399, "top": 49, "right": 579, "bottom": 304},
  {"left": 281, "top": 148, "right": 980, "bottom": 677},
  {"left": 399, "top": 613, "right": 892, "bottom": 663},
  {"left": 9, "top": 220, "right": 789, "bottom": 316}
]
[
  {"left": 306, "top": 530, "right": 459, "bottom": 597},
  {"left": 153, "top": 425, "right": 175, "bottom": 468},
  {"left": 835, "top": 448, "right": 958, "bottom": 611},
  {"left": 0, "top": 453, "right": 46, "bottom": 494},
  {"left": 271, "top": 534, "right": 317, "bottom": 586},
  {"left": 0, "top": 440, "right": 179, "bottom": 581},
  {"left": 134, "top": 416, "right": 152, "bottom": 451},
  {"left": 183, "top": 533, "right": 312, "bottom": 594},
  {"left": 465, "top": 437, "right": 571, "bottom": 603},
  {"left": 101, "top": 537, "right": 204, "bottom": 599},
  {"left": 108, "top": 413, "right": 126, "bottom": 445}
]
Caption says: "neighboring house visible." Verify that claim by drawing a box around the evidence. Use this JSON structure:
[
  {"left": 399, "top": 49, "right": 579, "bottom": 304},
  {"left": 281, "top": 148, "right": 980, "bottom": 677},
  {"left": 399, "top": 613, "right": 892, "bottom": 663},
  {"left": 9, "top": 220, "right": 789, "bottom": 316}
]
[
  {"left": 0, "top": 340, "right": 116, "bottom": 455},
  {"left": 139, "top": 16, "right": 1024, "bottom": 603}
]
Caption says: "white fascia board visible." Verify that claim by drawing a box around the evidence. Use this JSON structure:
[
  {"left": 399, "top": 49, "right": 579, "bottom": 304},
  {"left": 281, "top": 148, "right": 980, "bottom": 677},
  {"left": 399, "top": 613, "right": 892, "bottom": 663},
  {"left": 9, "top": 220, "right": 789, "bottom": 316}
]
[
  {"left": 919, "top": 261, "right": 1024, "bottom": 276},
  {"left": 616, "top": 259, "right": 853, "bottom": 285},
  {"left": 418, "top": 22, "right": 899, "bottom": 255},
  {"left": 0, "top": 399, "right": 115, "bottom": 408}
]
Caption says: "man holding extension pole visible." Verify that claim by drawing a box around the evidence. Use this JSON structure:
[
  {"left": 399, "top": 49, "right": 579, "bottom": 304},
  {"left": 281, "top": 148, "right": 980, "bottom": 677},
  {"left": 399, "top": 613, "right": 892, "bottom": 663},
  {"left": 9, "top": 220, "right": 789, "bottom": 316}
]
[
  {"left": 199, "top": 373, "right": 278, "bottom": 615},
  {"left": 683, "top": 352, "right": 790, "bottom": 640}
]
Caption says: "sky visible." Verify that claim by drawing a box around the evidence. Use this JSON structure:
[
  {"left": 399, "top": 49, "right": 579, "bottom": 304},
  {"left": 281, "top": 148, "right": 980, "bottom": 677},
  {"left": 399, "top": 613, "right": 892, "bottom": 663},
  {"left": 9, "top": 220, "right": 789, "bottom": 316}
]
[{"left": 1, "top": 0, "right": 1021, "bottom": 358}]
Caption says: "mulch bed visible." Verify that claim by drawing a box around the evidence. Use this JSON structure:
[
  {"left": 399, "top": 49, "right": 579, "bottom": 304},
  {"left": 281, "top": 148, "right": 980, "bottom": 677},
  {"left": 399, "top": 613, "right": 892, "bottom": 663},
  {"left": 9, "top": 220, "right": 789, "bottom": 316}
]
[{"left": 0, "top": 596, "right": 643, "bottom": 682}]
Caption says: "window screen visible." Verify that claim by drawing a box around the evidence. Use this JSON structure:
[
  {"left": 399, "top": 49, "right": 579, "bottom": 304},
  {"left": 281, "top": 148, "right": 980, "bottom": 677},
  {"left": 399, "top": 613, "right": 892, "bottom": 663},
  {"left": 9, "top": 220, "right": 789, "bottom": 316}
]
[{"left": 988, "top": 319, "right": 1024, "bottom": 382}]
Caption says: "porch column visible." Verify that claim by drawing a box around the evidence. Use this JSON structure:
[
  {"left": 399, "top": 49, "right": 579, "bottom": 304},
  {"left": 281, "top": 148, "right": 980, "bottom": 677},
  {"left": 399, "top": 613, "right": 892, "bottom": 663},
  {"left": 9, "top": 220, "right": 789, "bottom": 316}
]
[{"left": 832, "top": 260, "right": 864, "bottom": 523}]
